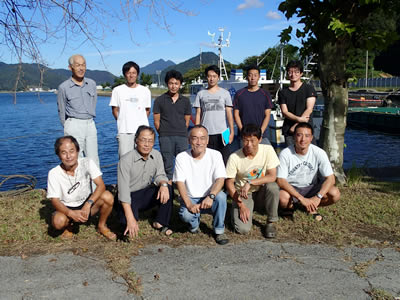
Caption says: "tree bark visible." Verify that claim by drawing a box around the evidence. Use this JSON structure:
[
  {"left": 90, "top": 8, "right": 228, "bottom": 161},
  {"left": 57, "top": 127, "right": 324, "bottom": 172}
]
[{"left": 318, "top": 41, "right": 349, "bottom": 184}]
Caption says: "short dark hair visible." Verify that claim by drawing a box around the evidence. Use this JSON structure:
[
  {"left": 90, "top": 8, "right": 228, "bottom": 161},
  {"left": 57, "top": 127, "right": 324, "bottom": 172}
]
[
  {"left": 189, "top": 124, "right": 208, "bottom": 137},
  {"left": 205, "top": 65, "right": 220, "bottom": 77},
  {"left": 135, "top": 125, "right": 155, "bottom": 141},
  {"left": 54, "top": 136, "right": 80, "bottom": 156},
  {"left": 286, "top": 60, "right": 303, "bottom": 73},
  {"left": 165, "top": 69, "right": 183, "bottom": 84},
  {"left": 122, "top": 61, "right": 140, "bottom": 77},
  {"left": 294, "top": 122, "right": 313, "bottom": 135},
  {"left": 241, "top": 124, "right": 262, "bottom": 139},
  {"left": 246, "top": 64, "right": 260, "bottom": 74}
]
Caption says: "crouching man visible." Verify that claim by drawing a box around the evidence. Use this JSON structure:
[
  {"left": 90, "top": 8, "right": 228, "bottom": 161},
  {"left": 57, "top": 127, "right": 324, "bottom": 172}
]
[
  {"left": 118, "top": 126, "right": 174, "bottom": 239},
  {"left": 226, "top": 124, "right": 280, "bottom": 238},
  {"left": 277, "top": 122, "right": 340, "bottom": 221},
  {"left": 173, "top": 125, "right": 229, "bottom": 245},
  {"left": 47, "top": 136, "right": 115, "bottom": 240}
]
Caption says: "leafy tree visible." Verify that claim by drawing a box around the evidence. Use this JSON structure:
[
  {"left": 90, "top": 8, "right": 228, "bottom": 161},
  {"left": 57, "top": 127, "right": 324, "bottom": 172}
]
[
  {"left": 140, "top": 73, "right": 153, "bottom": 86},
  {"left": 112, "top": 75, "right": 126, "bottom": 89},
  {"left": 279, "top": 0, "right": 400, "bottom": 182},
  {"left": 238, "top": 44, "right": 299, "bottom": 79}
]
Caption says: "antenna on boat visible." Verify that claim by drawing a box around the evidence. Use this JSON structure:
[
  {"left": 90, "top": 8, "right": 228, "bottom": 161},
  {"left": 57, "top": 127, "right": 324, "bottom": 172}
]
[{"left": 208, "top": 27, "right": 230, "bottom": 81}]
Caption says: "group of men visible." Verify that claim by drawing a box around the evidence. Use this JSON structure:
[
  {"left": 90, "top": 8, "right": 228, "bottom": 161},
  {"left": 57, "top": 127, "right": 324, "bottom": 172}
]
[{"left": 48, "top": 54, "right": 340, "bottom": 244}]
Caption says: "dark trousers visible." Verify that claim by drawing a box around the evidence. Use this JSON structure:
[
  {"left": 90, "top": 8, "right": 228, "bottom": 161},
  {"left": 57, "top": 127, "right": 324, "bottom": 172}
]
[
  {"left": 118, "top": 185, "right": 173, "bottom": 227},
  {"left": 159, "top": 135, "right": 188, "bottom": 180},
  {"left": 208, "top": 134, "right": 231, "bottom": 165}
]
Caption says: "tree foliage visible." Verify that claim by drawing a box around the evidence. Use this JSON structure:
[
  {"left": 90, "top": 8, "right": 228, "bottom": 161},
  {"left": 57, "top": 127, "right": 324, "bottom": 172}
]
[
  {"left": 140, "top": 73, "right": 152, "bottom": 86},
  {"left": 279, "top": 0, "right": 400, "bottom": 182}
]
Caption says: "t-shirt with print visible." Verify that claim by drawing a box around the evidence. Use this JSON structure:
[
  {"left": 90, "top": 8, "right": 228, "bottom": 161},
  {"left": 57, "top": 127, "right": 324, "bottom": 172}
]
[
  {"left": 277, "top": 144, "right": 333, "bottom": 187},
  {"left": 47, "top": 158, "right": 102, "bottom": 207},
  {"left": 109, "top": 84, "right": 151, "bottom": 134},
  {"left": 226, "top": 144, "right": 280, "bottom": 193},
  {"left": 193, "top": 87, "right": 232, "bottom": 135}
]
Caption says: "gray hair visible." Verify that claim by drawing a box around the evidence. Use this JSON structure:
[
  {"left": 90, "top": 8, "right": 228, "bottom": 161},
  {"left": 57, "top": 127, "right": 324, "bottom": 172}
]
[{"left": 68, "top": 54, "right": 85, "bottom": 66}]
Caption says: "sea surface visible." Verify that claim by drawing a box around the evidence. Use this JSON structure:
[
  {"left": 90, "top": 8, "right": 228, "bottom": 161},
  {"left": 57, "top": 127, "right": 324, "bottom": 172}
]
[{"left": 1, "top": 92, "right": 399, "bottom": 190}]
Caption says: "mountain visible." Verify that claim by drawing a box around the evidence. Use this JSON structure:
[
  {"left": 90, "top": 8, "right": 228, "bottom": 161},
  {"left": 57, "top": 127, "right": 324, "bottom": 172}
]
[
  {"left": 0, "top": 62, "right": 116, "bottom": 91},
  {"left": 141, "top": 59, "right": 175, "bottom": 75},
  {"left": 160, "top": 52, "right": 228, "bottom": 83}
]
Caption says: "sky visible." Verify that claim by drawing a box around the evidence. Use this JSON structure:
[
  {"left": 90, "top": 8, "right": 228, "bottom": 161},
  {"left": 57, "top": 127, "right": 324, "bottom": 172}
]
[{"left": 1, "top": 0, "right": 301, "bottom": 76}]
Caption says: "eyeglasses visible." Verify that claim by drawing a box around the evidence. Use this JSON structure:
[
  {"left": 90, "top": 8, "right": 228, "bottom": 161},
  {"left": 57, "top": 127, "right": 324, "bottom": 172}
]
[
  {"left": 287, "top": 70, "right": 301, "bottom": 75},
  {"left": 68, "top": 182, "right": 80, "bottom": 194},
  {"left": 137, "top": 138, "right": 154, "bottom": 144}
]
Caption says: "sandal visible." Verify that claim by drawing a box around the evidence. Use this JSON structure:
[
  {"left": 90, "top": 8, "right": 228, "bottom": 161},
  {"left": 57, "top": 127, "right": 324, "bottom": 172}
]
[
  {"left": 265, "top": 223, "right": 277, "bottom": 238},
  {"left": 153, "top": 222, "right": 173, "bottom": 236},
  {"left": 97, "top": 227, "right": 117, "bottom": 241},
  {"left": 311, "top": 213, "right": 323, "bottom": 222},
  {"left": 60, "top": 225, "right": 73, "bottom": 240}
]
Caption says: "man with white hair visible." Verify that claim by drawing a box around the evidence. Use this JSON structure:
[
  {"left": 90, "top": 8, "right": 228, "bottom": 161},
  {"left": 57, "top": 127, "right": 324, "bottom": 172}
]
[{"left": 57, "top": 54, "right": 100, "bottom": 167}]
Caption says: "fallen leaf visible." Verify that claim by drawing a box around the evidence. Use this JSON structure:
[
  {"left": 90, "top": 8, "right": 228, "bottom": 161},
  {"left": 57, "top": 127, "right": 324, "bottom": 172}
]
[{"left": 83, "top": 281, "right": 88, "bottom": 286}]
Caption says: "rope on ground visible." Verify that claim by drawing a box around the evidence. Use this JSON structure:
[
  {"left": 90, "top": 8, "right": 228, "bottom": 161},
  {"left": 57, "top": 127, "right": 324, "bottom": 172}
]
[{"left": 0, "top": 174, "right": 37, "bottom": 197}]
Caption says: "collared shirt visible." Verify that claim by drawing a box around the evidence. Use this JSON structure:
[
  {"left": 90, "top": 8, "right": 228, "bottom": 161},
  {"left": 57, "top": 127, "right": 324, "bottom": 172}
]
[
  {"left": 118, "top": 148, "right": 168, "bottom": 204},
  {"left": 152, "top": 92, "right": 192, "bottom": 137},
  {"left": 57, "top": 77, "right": 97, "bottom": 126}
]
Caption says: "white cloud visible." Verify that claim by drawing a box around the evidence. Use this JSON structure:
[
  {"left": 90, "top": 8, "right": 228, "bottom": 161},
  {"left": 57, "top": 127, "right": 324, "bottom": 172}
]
[
  {"left": 237, "top": 0, "right": 264, "bottom": 11},
  {"left": 266, "top": 11, "right": 281, "bottom": 20}
]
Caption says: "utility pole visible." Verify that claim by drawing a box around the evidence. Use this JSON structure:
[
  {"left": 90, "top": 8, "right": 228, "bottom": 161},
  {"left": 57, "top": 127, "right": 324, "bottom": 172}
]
[{"left": 365, "top": 50, "right": 368, "bottom": 88}]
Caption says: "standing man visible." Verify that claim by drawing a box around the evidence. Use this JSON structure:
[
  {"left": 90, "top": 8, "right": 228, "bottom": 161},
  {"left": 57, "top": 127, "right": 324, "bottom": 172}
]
[
  {"left": 109, "top": 61, "right": 151, "bottom": 157},
  {"left": 277, "top": 122, "right": 340, "bottom": 221},
  {"left": 57, "top": 54, "right": 100, "bottom": 168},
  {"left": 173, "top": 125, "right": 229, "bottom": 245},
  {"left": 233, "top": 65, "right": 273, "bottom": 145},
  {"left": 226, "top": 124, "right": 280, "bottom": 237},
  {"left": 118, "top": 126, "right": 174, "bottom": 238},
  {"left": 278, "top": 60, "right": 316, "bottom": 146},
  {"left": 47, "top": 136, "right": 115, "bottom": 240},
  {"left": 153, "top": 70, "right": 192, "bottom": 182},
  {"left": 193, "top": 65, "right": 234, "bottom": 164}
]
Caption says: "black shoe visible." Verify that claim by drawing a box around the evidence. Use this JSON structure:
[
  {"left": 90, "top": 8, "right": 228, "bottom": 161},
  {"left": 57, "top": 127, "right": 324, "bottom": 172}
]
[
  {"left": 265, "top": 223, "right": 276, "bottom": 239},
  {"left": 215, "top": 233, "right": 229, "bottom": 245}
]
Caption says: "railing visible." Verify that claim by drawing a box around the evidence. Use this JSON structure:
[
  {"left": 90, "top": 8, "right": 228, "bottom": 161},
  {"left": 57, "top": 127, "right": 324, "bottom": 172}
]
[{"left": 311, "top": 77, "right": 400, "bottom": 89}]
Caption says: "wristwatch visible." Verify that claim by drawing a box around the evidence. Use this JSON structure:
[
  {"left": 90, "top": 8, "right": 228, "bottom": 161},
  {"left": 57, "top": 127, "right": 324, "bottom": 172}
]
[
  {"left": 316, "top": 193, "right": 323, "bottom": 199},
  {"left": 87, "top": 199, "right": 94, "bottom": 206},
  {"left": 208, "top": 193, "right": 216, "bottom": 200},
  {"left": 161, "top": 183, "right": 168, "bottom": 187}
]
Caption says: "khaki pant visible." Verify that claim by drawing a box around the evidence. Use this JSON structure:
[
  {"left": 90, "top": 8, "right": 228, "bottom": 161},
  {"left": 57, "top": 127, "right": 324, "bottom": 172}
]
[{"left": 231, "top": 182, "right": 279, "bottom": 234}]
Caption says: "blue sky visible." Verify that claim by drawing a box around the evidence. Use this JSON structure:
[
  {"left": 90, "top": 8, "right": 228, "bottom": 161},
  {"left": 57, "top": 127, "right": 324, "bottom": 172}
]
[{"left": 2, "top": 0, "right": 301, "bottom": 76}]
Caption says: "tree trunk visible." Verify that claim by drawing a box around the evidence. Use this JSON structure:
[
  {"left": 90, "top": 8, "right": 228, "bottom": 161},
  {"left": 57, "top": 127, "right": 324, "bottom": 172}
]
[{"left": 318, "top": 41, "right": 348, "bottom": 184}]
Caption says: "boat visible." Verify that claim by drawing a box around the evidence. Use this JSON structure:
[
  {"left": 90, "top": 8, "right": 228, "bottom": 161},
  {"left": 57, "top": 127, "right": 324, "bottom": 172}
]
[
  {"left": 189, "top": 29, "right": 321, "bottom": 149},
  {"left": 347, "top": 107, "right": 400, "bottom": 134}
]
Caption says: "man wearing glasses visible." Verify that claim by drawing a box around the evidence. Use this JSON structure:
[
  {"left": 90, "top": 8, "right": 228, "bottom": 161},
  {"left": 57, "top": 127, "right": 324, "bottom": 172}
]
[
  {"left": 173, "top": 125, "right": 229, "bottom": 245},
  {"left": 117, "top": 126, "right": 174, "bottom": 238},
  {"left": 278, "top": 60, "right": 317, "bottom": 146},
  {"left": 47, "top": 136, "right": 116, "bottom": 240}
]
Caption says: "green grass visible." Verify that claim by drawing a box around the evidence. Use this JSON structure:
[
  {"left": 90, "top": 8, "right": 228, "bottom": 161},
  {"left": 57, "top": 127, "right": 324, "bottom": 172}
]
[{"left": 0, "top": 178, "right": 399, "bottom": 294}]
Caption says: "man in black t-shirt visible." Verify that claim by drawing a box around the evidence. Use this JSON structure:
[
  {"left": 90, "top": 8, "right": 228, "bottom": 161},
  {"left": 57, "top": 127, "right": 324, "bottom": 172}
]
[{"left": 278, "top": 60, "right": 316, "bottom": 146}]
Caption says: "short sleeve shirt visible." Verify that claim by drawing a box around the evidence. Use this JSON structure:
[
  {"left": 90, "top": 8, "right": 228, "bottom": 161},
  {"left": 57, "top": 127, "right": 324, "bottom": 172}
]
[
  {"left": 153, "top": 93, "right": 192, "bottom": 137},
  {"left": 226, "top": 144, "right": 280, "bottom": 193},
  {"left": 277, "top": 144, "right": 333, "bottom": 187},
  {"left": 47, "top": 158, "right": 102, "bottom": 207},
  {"left": 233, "top": 87, "right": 273, "bottom": 138}
]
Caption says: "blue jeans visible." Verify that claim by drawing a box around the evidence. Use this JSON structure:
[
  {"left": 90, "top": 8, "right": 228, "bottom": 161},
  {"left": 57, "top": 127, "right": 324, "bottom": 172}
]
[
  {"left": 159, "top": 135, "right": 188, "bottom": 180},
  {"left": 179, "top": 191, "right": 227, "bottom": 234}
]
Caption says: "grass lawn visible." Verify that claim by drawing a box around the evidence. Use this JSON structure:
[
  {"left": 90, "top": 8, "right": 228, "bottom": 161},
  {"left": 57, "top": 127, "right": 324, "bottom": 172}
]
[{"left": 0, "top": 177, "right": 399, "bottom": 294}]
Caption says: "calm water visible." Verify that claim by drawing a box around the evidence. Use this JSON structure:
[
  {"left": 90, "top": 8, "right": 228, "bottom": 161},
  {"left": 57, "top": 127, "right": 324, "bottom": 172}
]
[{"left": 0, "top": 92, "right": 399, "bottom": 190}]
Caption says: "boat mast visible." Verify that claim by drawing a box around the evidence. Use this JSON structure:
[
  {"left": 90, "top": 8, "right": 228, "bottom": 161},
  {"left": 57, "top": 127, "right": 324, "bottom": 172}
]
[{"left": 209, "top": 28, "right": 230, "bottom": 81}]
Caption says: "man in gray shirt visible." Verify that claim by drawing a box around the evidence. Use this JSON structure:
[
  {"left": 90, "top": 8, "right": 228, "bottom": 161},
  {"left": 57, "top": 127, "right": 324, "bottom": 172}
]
[
  {"left": 57, "top": 54, "right": 100, "bottom": 168},
  {"left": 117, "top": 125, "right": 174, "bottom": 238}
]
